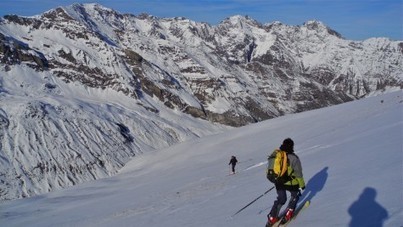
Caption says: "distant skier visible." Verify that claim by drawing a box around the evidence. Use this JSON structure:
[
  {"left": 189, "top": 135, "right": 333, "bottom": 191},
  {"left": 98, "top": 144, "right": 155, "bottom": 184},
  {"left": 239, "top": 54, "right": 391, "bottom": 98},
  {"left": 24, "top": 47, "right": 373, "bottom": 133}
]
[
  {"left": 228, "top": 155, "right": 238, "bottom": 174},
  {"left": 266, "top": 138, "right": 305, "bottom": 226}
]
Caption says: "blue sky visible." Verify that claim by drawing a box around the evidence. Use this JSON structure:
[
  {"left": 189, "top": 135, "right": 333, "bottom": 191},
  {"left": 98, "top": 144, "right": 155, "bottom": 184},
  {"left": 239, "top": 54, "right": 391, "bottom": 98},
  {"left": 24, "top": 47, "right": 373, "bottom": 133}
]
[{"left": 0, "top": 0, "right": 401, "bottom": 40}]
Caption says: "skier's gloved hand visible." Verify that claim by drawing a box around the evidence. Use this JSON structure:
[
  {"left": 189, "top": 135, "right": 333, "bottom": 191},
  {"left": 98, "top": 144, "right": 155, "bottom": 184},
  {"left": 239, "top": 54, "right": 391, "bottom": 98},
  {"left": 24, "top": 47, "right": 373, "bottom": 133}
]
[{"left": 297, "top": 187, "right": 305, "bottom": 196}]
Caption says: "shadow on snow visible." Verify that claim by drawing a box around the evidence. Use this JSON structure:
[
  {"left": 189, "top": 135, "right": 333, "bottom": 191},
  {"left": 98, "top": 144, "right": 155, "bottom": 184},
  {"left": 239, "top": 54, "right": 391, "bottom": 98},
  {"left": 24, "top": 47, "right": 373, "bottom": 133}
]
[
  {"left": 348, "top": 187, "right": 388, "bottom": 227},
  {"left": 300, "top": 166, "right": 328, "bottom": 203}
]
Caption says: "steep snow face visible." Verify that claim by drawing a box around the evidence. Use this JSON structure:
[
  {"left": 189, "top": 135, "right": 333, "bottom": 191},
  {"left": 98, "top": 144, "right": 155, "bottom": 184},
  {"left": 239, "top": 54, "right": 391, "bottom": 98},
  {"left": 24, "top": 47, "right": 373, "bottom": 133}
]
[
  {"left": 0, "top": 65, "right": 227, "bottom": 201},
  {"left": 0, "top": 91, "right": 401, "bottom": 227}
]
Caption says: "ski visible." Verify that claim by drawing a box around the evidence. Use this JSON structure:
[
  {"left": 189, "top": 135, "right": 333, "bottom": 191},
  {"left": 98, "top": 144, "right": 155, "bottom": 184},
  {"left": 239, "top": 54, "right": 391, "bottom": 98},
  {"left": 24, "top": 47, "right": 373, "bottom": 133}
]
[
  {"left": 265, "top": 217, "right": 283, "bottom": 227},
  {"left": 279, "top": 200, "right": 310, "bottom": 226}
]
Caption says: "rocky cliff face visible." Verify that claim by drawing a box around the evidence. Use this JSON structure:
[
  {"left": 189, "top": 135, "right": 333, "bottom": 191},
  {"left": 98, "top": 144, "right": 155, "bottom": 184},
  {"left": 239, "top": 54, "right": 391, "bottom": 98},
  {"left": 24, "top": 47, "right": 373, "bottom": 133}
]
[{"left": 0, "top": 3, "right": 402, "bottom": 200}]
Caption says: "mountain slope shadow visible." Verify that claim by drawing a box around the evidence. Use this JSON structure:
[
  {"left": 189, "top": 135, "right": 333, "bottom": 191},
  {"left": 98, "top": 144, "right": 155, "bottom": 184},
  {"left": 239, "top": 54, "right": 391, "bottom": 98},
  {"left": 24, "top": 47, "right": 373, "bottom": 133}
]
[
  {"left": 300, "top": 166, "right": 328, "bottom": 203},
  {"left": 348, "top": 187, "right": 388, "bottom": 227}
]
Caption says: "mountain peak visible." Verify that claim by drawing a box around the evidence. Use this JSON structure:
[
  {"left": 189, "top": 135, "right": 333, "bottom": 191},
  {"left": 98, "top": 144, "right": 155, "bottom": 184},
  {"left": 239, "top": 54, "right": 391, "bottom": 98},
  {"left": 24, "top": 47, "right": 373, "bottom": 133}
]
[
  {"left": 69, "top": 3, "right": 116, "bottom": 13},
  {"left": 61, "top": 3, "right": 122, "bottom": 22},
  {"left": 303, "top": 20, "right": 342, "bottom": 38},
  {"left": 303, "top": 20, "right": 326, "bottom": 28},
  {"left": 220, "top": 15, "right": 261, "bottom": 28}
]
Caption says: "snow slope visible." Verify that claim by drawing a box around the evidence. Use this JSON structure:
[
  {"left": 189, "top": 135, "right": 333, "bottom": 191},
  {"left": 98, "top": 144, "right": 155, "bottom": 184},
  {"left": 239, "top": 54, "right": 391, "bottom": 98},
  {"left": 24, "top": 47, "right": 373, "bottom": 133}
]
[
  {"left": 0, "top": 65, "right": 227, "bottom": 200},
  {"left": 0, "top": 91, "right": 402, "bottom": 227}
]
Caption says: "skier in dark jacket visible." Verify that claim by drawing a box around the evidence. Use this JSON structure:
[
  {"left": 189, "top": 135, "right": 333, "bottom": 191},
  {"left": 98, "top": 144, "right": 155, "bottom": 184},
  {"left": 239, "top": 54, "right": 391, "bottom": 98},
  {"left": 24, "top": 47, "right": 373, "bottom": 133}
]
[
  {"left": 228, "top": 156, "right": 238, "bottom": 174},
  {"left": 266, "top": 138, "right": 305, "bottom": 226}
]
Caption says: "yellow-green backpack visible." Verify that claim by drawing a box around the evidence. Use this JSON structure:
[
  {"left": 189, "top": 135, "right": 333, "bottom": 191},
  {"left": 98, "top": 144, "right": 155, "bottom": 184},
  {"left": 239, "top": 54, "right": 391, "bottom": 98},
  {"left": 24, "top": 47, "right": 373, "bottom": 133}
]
[{"left": 266, "top": 149, "right": 288, "bottom": 183}]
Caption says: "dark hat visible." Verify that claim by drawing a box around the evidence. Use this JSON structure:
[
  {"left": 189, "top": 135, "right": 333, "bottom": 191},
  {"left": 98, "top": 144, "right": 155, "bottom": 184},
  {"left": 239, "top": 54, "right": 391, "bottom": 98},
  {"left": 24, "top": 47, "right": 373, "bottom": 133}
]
[{"left": 280, "top": 138, "right": 294, "bottom": 153}]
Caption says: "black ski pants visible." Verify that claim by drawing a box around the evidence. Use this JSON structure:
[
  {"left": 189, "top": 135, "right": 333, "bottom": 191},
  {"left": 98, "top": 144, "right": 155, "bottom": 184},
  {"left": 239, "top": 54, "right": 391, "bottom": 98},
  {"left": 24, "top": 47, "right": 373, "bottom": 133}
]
[
  {"left": 269, "top": 184, "right": 300, "bottom": 218},
  {"left": 231, "top": 164, "right": 236, "bottom": 173}
]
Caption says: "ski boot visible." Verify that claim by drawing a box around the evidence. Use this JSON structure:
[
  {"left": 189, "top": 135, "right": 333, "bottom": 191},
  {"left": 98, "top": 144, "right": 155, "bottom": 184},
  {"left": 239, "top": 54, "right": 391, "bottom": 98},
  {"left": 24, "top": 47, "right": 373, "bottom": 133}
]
[
  {"left": 265, "top": 214, "right": 278, "bottom": 227},
  {"left": 280, "top": 208, "right": 294, "bottom": 224}
]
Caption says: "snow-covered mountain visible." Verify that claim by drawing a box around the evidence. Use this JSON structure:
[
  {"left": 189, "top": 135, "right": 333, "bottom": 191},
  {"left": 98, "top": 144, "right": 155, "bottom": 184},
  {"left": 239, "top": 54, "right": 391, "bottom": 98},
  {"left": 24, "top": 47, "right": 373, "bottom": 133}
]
[
  {"left": 0, "top": 91, "right": 401, "bottom": 227},
  {"left": 0, "top": 3, "right": 402, "bottom": 201},
  {"left": 1, "top": 3, "right": 402, "bottom": 125}
]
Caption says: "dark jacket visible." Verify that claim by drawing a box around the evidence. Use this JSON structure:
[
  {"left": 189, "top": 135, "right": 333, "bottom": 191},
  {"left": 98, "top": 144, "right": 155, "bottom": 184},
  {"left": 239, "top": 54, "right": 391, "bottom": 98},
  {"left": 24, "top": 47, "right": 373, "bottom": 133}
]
[{"left": 229, "top": 156, "right": 238, "bottom": 166}]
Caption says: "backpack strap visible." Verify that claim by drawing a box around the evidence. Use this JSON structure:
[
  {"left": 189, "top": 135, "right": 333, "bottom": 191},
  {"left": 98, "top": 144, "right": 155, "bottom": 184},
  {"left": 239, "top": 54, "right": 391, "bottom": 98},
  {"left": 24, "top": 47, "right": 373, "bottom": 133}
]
[{"left": 279, "top": 151, "right": 288, "bottom": 177}]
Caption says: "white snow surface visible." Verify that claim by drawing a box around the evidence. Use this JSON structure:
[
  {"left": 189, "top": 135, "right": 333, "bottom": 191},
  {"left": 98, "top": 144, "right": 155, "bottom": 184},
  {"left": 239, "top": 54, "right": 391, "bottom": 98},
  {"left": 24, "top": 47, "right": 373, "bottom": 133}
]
[
  {"left": 0, "top": 91, "right": 402, "bottom": 227},
  {"left": 0, "top": 64, "right": 228, "bottom": 201}
]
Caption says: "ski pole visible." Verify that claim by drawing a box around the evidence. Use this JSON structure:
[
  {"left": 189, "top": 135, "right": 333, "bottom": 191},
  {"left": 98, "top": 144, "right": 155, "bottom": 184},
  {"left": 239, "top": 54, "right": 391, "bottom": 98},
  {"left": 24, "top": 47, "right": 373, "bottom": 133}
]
[{"left": 231, "top": 186, "right": 275, "bottom": 217}]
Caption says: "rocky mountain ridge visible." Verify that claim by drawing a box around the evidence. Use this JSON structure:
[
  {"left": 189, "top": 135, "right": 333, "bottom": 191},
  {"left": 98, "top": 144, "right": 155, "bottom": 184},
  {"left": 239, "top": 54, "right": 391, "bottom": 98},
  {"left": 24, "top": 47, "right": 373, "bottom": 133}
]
[
  {"left": 2, "top": 3, "right": 402, "bottom": 126},
  {"left": 0, "top": 3, "right": 402, "bottom": 200}
]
